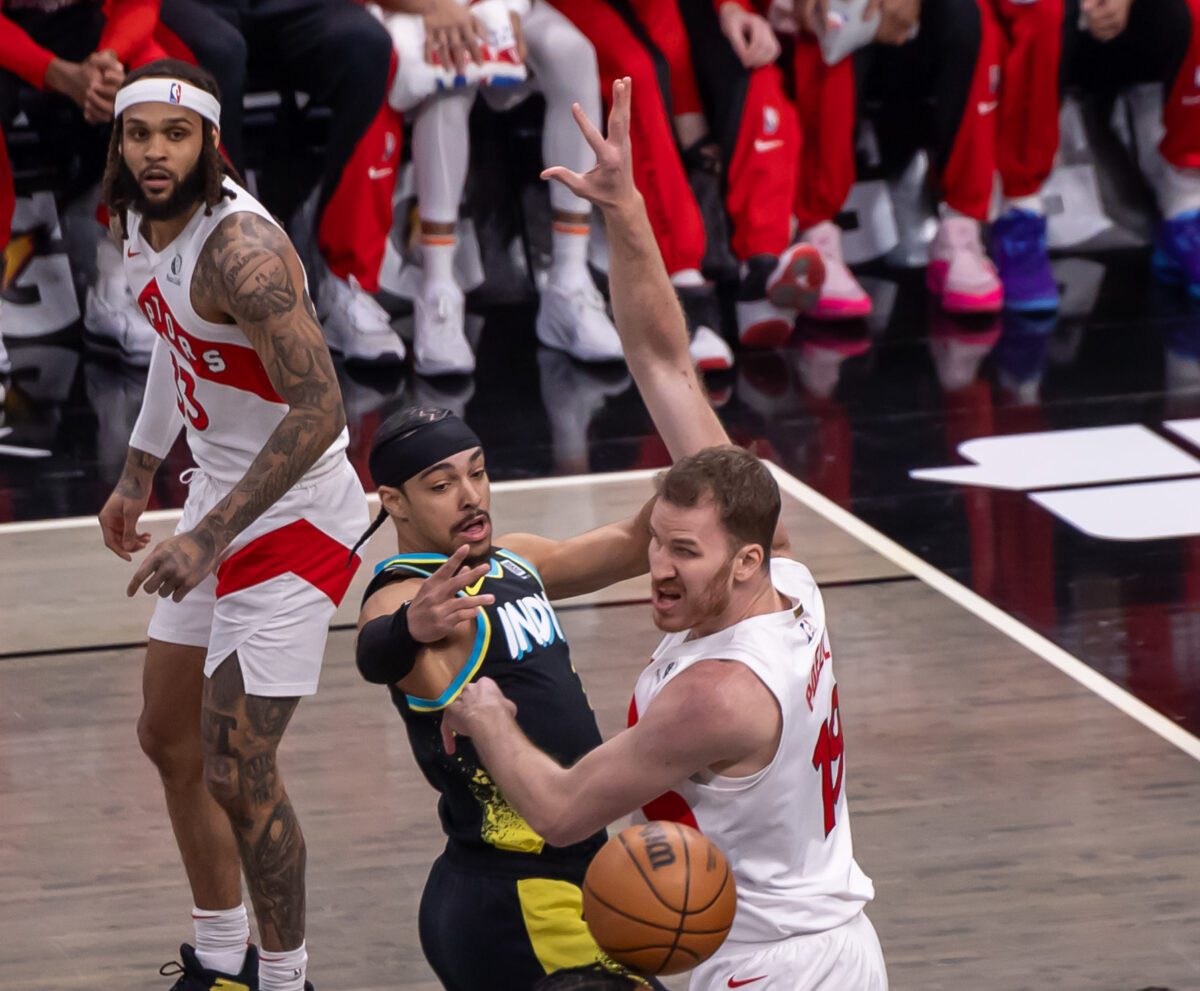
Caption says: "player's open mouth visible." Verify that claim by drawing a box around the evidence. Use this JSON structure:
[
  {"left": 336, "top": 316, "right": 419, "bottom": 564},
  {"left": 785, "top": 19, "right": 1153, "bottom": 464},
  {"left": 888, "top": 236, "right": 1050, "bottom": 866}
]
[
  {"left": 140, "top": 169, "right": 173, "bottom": 193},
  {"left": 457, "top": 514, "right": 490, "bottom": 542},
  {"left": 652, "top": 587, "right": 683, "bottom": 611}
]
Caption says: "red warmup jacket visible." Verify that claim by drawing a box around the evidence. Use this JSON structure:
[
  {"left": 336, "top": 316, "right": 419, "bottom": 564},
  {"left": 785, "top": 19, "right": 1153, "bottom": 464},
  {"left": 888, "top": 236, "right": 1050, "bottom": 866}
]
[{"left": 0, "top": 0, "right": 162, "bottom": 88}]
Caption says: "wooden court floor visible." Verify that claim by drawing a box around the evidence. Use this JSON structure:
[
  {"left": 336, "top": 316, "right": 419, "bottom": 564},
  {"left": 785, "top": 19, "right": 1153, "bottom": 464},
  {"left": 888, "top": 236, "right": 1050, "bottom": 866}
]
[{"left": 1, "top": 470, "right": 1198, "bottom": 991}]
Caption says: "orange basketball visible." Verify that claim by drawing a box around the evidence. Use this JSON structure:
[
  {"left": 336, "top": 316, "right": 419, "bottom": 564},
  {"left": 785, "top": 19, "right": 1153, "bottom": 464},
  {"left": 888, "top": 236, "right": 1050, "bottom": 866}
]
[{"left": 582, "top": 821, "right": 737, "bottom": 976}]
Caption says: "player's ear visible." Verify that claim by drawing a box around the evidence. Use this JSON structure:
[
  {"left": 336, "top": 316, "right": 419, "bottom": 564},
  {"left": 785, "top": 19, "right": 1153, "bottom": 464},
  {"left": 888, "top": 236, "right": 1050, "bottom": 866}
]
[
  {"left": 378, "top": 484, "right": 410, "bottom": 522},
  {"left": 732, "top": 542, "right": 764, "bottom": 582}
]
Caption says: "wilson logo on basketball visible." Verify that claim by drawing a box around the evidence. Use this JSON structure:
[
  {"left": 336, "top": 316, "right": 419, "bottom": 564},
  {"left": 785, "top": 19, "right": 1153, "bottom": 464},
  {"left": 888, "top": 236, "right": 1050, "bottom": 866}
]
[{"left": 638, "top": 822, "right": 677, "bottom": 870}]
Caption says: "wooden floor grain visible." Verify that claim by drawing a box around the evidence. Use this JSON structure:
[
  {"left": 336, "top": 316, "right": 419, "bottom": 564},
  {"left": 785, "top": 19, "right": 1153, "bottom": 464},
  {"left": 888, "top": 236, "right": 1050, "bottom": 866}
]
[{"left": 1, "top": 482, "right": 1197, "bottom": 990}]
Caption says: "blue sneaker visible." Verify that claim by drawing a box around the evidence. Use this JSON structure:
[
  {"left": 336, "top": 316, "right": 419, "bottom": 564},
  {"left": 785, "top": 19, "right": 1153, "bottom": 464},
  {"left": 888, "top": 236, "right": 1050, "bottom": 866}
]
[
  {"left": 988, "top": 209, "right": 1060, "bottom": 312},
  {"left": 1153, "top": 210, "right": 1200, "bottom": 298}
]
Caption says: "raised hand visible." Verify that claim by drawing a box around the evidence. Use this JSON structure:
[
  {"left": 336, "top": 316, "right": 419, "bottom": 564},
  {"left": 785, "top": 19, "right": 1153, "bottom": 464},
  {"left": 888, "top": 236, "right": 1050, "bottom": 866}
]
[
  {"left": 541, "top": 76, "right": 635, "bottom": 214},
  {"left": 407, "top": 543, "right": 496, "bottom": 643}
]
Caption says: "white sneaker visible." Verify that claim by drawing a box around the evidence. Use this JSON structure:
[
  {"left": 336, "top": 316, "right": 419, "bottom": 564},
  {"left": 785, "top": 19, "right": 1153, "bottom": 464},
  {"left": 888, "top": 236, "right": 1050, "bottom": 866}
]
[
  {"left": 802, "top": 221, "right": 871, "bottom": 321},
  {"left": 83, "top": 277, "right": 156, "bottom": 367},
  {"left": 536, "top": 278, "right": 623, "bottom": 363},
  {"left": 318, "top": 272, "right": 407, "bottom": 365},
  {"left": 689, "top": 325, "right": 734, "bottom": 373},
  {"left": 414, "top": 280, "right": 475, "bottom": 376}
]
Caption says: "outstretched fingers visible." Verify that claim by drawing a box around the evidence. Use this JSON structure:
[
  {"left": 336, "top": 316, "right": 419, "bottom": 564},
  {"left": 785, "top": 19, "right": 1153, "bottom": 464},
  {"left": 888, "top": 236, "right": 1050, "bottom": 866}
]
[{"left": 608, "top": 77, "right": 632, "bottom": 148}]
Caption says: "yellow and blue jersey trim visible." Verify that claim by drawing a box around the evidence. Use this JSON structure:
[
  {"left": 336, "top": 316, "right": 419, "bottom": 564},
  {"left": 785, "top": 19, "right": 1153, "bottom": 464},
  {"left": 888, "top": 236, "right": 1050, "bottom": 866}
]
[
  {"left": 495, "top": 548, "right": 545, "bottom": 591},
  {"left": 373, "top": 553, "right": 499, "bottom": 712}
]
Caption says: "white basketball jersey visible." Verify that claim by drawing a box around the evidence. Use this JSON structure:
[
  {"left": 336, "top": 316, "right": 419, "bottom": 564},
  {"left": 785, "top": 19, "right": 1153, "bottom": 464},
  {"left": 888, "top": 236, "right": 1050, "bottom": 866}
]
[
  {"left": 630, "top": 558, "right": 874, "bottom": 946},
  {"left": 123, "top": 180, "right": 348, "bottom": 485}
]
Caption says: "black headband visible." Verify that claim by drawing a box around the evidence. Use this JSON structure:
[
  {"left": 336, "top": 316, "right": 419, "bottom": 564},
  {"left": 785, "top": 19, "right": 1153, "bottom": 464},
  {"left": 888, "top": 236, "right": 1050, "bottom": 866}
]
[{"left": 368, "top": 415, "right": 482, "bottom": 486}]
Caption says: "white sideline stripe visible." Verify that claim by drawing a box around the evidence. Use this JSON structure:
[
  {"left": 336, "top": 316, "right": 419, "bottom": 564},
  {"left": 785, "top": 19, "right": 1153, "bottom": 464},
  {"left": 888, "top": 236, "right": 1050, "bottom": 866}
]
[
  {"left": 0, "top": 468, "right": 663, "bottom": 536},
  {"left": 766, "top": 462, "right": 1200, "bottom": 764}
]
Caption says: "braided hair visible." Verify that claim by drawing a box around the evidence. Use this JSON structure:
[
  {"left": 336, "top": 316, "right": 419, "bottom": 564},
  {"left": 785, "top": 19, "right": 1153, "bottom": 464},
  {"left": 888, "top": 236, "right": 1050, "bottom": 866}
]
[
  {"left": 102, "top": 59, "right": 238, "bottom": 239},
  {"left": 346, "top": 406, "right": 457, "bottom": 563}
]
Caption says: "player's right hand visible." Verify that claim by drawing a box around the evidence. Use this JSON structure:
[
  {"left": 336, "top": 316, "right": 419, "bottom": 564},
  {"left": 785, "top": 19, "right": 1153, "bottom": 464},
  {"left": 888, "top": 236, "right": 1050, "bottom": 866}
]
[
  {"left": 407, "top": 544, "right": 497, "bottom": 643},
  {"left": 98, "top": 490, "right": 152, "bottom": 562},
  {"left": 542, "top": 77, "right": 636, "bottom": 215}
]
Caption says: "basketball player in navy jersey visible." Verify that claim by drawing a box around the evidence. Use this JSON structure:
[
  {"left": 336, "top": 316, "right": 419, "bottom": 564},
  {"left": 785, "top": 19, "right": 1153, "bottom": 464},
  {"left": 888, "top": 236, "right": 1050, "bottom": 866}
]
[{"left": 352, "top": 79, "right": 769, "bottom": 991}]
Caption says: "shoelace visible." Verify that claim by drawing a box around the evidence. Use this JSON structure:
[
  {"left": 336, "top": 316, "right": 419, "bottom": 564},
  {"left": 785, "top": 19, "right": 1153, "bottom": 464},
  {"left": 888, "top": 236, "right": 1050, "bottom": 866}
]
[
  {"left": 158, "top": 959, "right": 188, "bottom": 990},
  {"left": 808, "top": 228, "right": 844, "bottom": 265}
]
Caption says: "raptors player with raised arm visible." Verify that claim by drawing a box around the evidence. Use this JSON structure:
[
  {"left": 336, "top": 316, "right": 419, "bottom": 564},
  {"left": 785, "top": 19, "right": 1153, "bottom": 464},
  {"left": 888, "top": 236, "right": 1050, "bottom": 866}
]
[
  {"left": 441, "top": 80, "right": 887, "bottom": 991},
  {"left": 95, "top": 60, "right": 368, "bottom": 991}
]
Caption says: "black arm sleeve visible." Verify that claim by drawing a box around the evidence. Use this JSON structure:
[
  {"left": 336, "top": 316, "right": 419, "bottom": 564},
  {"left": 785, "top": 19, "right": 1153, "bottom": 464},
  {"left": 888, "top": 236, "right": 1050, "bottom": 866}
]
[{"left": 356, "top": 603, "right": 421, "bottom": 685}]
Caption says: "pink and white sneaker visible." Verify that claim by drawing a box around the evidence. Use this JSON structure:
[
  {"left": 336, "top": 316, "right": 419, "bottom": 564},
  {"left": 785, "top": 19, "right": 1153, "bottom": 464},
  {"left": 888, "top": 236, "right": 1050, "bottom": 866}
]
[
  {"left": 927, "top": 216, "right": 1003, "bottom": 314},
  {"left": 797, "top": 222, "right": 871, "bottom": 321}
]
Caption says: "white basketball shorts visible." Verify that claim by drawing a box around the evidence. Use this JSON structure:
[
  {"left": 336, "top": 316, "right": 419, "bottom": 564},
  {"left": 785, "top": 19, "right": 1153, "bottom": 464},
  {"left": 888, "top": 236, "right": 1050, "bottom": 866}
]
[
  {"left": 146, "top": 459, "right": 370, "bottom": 697},
  {"left": 689, "top": 911, "right": 888, "bottom": 991}
]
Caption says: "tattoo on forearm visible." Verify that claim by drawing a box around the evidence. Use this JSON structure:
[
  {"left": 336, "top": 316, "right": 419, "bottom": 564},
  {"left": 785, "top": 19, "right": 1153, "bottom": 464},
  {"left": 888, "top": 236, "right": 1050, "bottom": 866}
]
[
  {"left": 115, "top": 448, "right": 162, "bottom": 500},
  {"left": 191, "top": 213, "right": 347, "bottom": 548}
]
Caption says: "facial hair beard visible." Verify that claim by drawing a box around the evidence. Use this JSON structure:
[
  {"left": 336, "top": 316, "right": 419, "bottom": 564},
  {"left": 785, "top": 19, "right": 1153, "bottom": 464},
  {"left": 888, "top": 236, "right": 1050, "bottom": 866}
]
[
  {"left": 695, "top": 556, "right": 734, "bottom": 623},
  {"left": 126, "top": 157, "right": 206, "bottom": 221}
]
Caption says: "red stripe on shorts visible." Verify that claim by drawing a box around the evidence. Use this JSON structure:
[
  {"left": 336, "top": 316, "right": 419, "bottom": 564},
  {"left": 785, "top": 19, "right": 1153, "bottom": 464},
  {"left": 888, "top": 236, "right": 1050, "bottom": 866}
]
[{"left": 216, "top": 519, "right": 360, "bottom": 605}]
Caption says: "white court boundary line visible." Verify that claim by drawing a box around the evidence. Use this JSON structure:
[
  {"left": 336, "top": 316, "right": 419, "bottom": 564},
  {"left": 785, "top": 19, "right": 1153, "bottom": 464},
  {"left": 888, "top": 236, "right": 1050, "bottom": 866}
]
[
  {"left": 6, "top": 463, "right": 1197, "bottom": 762},
  {"left": 0, "top": 468, "right": 664, "bottom": 536},
  {"left": 765, "top": 462, "right": 1200, "bottom": 763}
]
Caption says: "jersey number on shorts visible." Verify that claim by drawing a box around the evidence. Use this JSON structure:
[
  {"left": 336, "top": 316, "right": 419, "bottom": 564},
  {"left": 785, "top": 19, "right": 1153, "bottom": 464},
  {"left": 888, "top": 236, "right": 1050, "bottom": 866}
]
[
  {"left": 169, "top": 351, "right": 210, "bottom": 430},
  {"left": 811, "top": 684, "right": 843, "bottom": 836}
]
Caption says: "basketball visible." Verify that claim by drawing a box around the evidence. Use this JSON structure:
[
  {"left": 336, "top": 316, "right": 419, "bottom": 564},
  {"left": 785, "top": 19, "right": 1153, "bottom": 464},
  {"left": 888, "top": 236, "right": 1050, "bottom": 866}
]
[{"left": 581, "top": 821, "right": 737, "bottom": 976}]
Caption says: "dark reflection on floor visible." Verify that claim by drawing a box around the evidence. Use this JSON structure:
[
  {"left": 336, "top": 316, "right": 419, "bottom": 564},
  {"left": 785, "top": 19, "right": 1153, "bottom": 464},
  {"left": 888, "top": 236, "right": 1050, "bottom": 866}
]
[{"left": 3, "top": 249, "right": 1199, "bottom": 736}]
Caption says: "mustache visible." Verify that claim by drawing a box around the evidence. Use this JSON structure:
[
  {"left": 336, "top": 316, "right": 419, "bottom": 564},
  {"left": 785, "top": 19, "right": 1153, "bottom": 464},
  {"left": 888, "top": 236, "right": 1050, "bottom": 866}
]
[{"left": 454, "top": 510, "right": 491, "bottom": 533}]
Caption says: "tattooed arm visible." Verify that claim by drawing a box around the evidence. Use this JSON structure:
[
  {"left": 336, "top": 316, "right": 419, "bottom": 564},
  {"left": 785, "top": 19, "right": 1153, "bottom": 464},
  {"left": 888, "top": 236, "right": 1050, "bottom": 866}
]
[
  {"left": 127, "top": 212, "right": 346, "bottom": 601},
  {"left": 100, "top": 337, "right": 181, "bottom": 562}
]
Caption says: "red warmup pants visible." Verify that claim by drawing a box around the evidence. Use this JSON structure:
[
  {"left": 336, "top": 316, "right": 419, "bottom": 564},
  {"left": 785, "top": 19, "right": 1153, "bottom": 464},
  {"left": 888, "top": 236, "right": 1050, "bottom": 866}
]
[
  {"left": 317, "top": 53, "right": 402, "bottom": 294},
  {"left": 628, "top": 0, "right": 704, "bottom": 117},
  {"left": 991, "top": 0, "right": 1200, "bottom": 197},
  {"left": 636, "top": 0, "right": 797, "bottom": 259},
  {"left": 724, "top": 64, "right": 798, "bottom": 258},
  {"left": 989, "top": 0, "right": 1063, "bottom": 197},
  {"left": 546, "top": 0, "right": 705, "bottom": 274},
  {"left": 792, "top": 0, "right": 1000, "bottom": 226}
]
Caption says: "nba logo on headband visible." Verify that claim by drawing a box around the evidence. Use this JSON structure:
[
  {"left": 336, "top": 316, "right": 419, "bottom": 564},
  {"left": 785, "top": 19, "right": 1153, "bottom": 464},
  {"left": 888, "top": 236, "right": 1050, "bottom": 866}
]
[{"left": 169, "top": 82, "right": 182, "bottom": 104}]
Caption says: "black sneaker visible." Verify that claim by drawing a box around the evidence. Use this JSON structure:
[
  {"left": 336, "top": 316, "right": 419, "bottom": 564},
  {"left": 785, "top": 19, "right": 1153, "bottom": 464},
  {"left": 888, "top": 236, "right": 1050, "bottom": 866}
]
[{"left": 159, "top": 943, "right": 258, "bottom": 990}]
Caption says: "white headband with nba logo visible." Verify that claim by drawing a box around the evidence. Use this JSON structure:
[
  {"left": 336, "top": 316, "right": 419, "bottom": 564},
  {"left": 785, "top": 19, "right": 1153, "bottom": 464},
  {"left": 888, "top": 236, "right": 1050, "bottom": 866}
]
[{"left": 114, "top": 78, "right": 222, "bottom": 127}]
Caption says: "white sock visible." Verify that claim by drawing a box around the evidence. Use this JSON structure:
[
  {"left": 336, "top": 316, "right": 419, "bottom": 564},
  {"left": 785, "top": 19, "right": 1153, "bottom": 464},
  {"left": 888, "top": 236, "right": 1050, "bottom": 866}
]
[
  {"left": 1001, "top": 193, "right": 1044, "bottom": 216},
  {"left": 192, "top": 904, "right": 250, "bottom": 976},
  {"left": 669, "top": 268, "right": 705, "bottom": 289},
  {"left": 1158, "top": 163, "right": 1200, "bottom": 219},
  {"left": 550, "top": 220, "right": 591, "bottom": 286},
  {"left": 421, "top": 230, "right": 456, "bottom": 286},
  {"left": 259, "top": 943, "right": 307, "bottom": 991}
]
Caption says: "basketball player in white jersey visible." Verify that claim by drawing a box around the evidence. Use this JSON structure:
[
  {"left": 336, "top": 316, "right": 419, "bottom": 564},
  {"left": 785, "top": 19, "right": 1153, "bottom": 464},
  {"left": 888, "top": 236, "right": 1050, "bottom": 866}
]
[
  {"left": 95, "top": 59, "right": 369, "bottom": 991},
  {"left": 441, "top": 79, "right": 887, "bottom": 991}
]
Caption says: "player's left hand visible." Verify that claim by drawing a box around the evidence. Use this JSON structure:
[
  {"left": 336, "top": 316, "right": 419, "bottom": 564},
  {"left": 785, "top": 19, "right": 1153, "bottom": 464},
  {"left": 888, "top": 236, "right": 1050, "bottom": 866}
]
[
  {"left": 126, "top": 529, "right": 220, "bottom": 601},
  {"left": 83, "top": 49, "right": 123, "bottom": 123},
  {"left": 875, "top": 0, "right": 920, "bottom": 45},
  {"left": 718, "top": 4, "right": 780, "bottom": 69},
  {"left": 440, "top": 677, "right": 518, "bottom": 754},
  {"left": 542, "top": 76, "right": 635, "bottom": 215}
]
